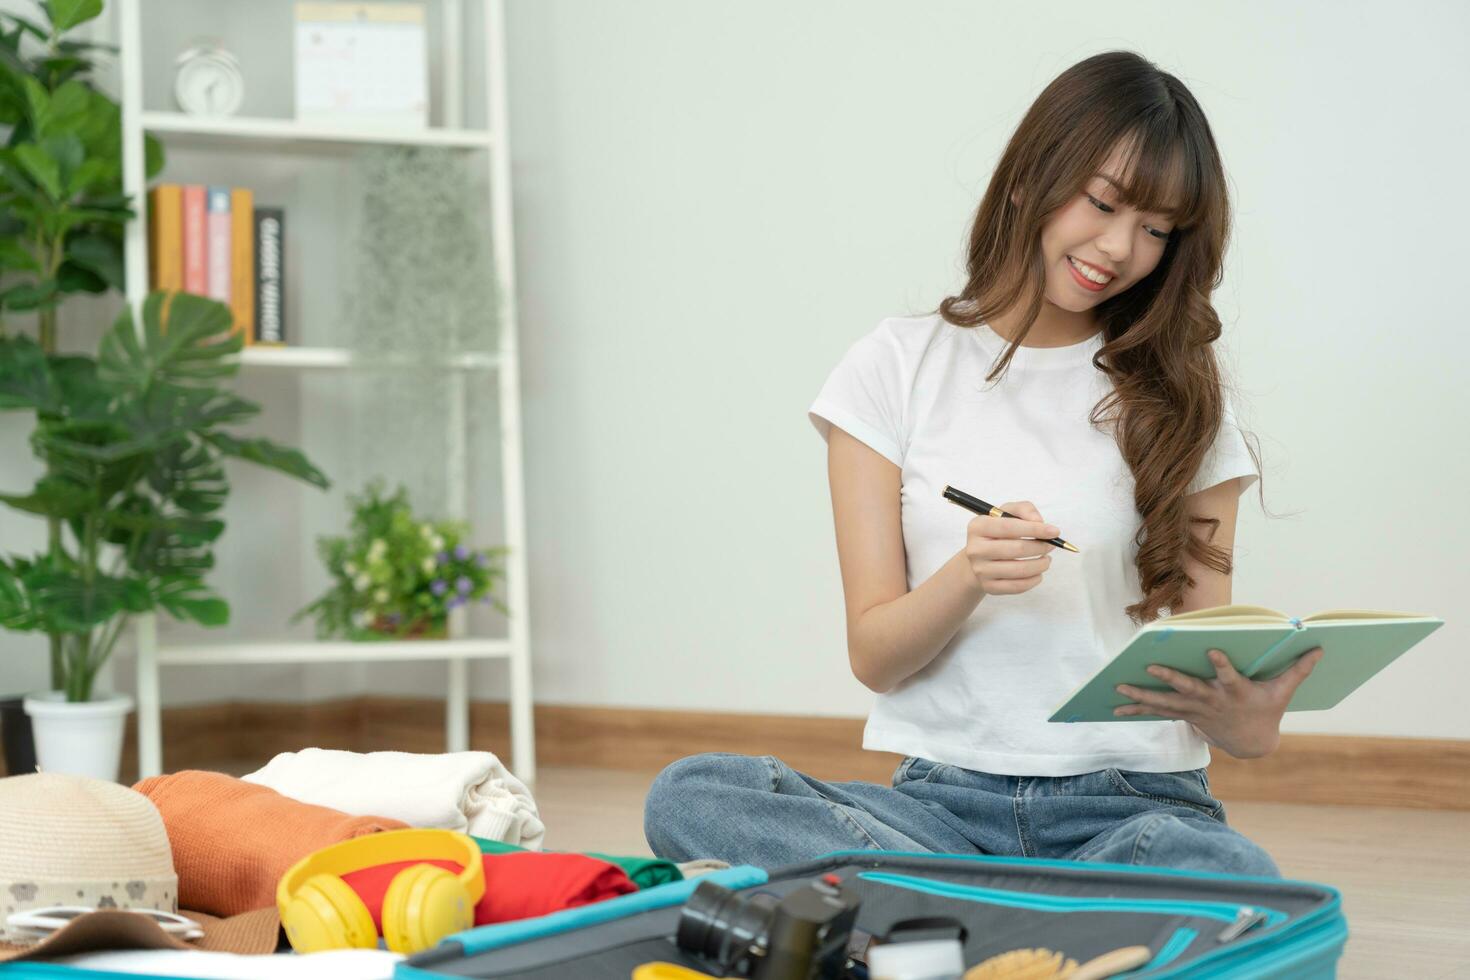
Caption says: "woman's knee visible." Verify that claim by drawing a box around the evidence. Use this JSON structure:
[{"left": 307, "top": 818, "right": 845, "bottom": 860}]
[
  {"left": 1134, "top": 812, "right": 1281, "bottom": 878},
  {"left": 644, "top": 753, "right": 773, "bottom": 834}
]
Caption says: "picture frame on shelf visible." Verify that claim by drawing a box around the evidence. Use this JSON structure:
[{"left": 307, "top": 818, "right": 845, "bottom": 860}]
[{"left": 294, "top": 1, "right": 430, "bottom": 130}]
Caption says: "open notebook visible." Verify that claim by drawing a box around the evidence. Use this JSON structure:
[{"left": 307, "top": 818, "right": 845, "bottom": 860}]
[{"left": 1049, "top": 604, "right": 1444, "bottom": 723}]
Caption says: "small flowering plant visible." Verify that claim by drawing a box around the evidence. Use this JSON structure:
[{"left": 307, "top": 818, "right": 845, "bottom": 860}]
[{"left": 293, "top": 480, "right": 509, "bottom": 641}]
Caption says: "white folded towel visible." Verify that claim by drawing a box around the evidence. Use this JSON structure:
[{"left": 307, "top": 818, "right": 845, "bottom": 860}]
[
  {"left": 242, "top": 748, "right": 546, "bottom": 849},
  {"left": 676, "top": 859, "right": 732, "bottom": 879}
]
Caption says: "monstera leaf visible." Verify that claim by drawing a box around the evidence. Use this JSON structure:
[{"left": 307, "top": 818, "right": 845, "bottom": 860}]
[
  {"left": 0, "top": 557, "right": 41, "bottom": 631},
  {"left": 0, "top": 334, "right": 56, "bottom": 410},
  {"left": 0, "top": 290, "right": 330, "bottom": 699},
  {"left": 24, "top": 562, "right": 147, "bottom": 633},
  {"left": 0, "top": 474, "right": 97, "bottom": 519},
  {"left": 152, "top": 574, "right": 227, "bottom": 627},
  {"left": 205, "top": 431, "right": 330, "bottom": 490},
  {"left": 99, "top": 291, "right": 244, "bottom": 390}
]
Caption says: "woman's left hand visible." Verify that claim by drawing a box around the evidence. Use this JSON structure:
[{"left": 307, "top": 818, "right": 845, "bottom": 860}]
[{"left": 1113, "top": 647, "right": 1326, "bottom": 759}]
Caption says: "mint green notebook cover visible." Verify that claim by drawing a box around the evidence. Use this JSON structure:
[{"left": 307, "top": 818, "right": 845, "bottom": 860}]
[{"left": 1048, "top": 612, "right": 1444, "bottom": 723}]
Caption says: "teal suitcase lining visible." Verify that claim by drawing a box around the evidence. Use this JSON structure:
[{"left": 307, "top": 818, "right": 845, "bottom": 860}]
[{"left": 397, "top": 850, "right": 1346, "bottom": 979}]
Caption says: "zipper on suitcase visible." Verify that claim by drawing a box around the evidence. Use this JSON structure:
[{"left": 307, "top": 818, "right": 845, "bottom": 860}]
[
  {"left": 857, "top": 872, "right": 1288, "bottom": 928},
  {"left": 1214, "top": 906, "right": 1269, "bottom": 943}
]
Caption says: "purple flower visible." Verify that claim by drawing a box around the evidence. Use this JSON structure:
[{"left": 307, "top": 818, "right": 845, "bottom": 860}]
[
  {"left": 446, "top": 596, "right": 465, "bottom": 610},
  {"left": 453, "top": 544, "right": 470, "bottom": 561},
  {"left": 475, "top": 552, "right": 489, "bottom": 568},
  {"left": 430, "top": 579, "right": 448, "bottom": 597},
  {"left": 456, "top": 576, "right": 472, "bottom": 596},
  {"left": 435, "top": 551, "right": 449, "bottom": 565}
]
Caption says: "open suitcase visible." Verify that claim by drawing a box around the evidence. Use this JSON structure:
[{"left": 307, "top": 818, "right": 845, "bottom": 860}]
[{"left": 396, "top": 849, "right": 1348, "bottom": 979}]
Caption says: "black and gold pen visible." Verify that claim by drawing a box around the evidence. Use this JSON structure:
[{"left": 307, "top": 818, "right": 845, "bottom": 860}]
[{"left": 941, "top": 485, "right": 1080, "bottom": 553}]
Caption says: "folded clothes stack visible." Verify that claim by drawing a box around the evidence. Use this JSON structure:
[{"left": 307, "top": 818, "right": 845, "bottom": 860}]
[
  {"left": 132, "top": 770, "right": 411, "bottom": 917},
  {"left": 341, "top": 851, "right": 637, "bottom": 930},
  {"left": 474, "top": 837, "right": 684, "bottom": 890},
  {"left": 242, "top": 748, "right": 546, "bottom": 850},
  {"left": 0, "top": 747, "right": 725, "bottom": 967}
]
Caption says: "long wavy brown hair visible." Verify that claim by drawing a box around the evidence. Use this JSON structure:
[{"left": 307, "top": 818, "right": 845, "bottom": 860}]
[{"left": 932, "top": 50, "right": 1262, "bottom": 625}]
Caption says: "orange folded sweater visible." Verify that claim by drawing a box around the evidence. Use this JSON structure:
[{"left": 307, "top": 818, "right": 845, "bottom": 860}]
[{"left": 133, "top": 770, "right": 407, "bottom": 916}]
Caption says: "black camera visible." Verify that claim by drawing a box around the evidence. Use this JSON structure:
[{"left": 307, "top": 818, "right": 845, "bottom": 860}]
[{"left": 673, "top": 875, "right": 862, "bottom": 980}]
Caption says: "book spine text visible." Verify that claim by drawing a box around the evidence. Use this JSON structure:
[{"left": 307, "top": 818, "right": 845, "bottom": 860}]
[{"left": 254, "top": 207, "right": 285, "bottom": 345}]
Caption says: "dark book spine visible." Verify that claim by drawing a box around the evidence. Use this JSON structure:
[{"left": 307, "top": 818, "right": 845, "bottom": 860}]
[{"left": 253, "top": 207, "right": 285, "bottom": 345}]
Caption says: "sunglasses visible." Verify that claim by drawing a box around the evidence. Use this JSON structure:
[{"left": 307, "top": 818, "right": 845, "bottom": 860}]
[{"left": 6, "top": 906, "right": 204, "bottom": 940}]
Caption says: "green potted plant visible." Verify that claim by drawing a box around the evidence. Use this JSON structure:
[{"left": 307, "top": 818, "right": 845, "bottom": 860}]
[
  {"left": 0, "top": 292, "right": 330, "bottom": 779},
  {"left": 0, "top": 0, "right": 167, "bottom": 774},
  {"left": 294, "top": 480, "right": 508, "bottom": 641}
]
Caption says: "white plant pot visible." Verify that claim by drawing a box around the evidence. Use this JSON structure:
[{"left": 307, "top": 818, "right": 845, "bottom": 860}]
[{"left": 23, "top": 690, "right": 135, "bottom": 783}]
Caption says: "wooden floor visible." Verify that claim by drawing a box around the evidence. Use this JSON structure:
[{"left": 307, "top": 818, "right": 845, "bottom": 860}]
[{"left": 531, "top": 765, "right": 1470, "bottom": 980}]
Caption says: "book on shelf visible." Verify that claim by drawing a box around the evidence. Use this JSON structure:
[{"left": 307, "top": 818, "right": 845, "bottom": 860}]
[
  {"left": 146, "top": 184, "right": 183, "bottom": 297},
  {"left": 230, "top": 188, "right": 255, "bottom": 343},
  {"left": 181, "top": 184, "right": 207, "bottom": 296},
  {"left": 254, "top": 207, "right": 285, "bottom": 346},
  {"left": 205, "top": 186, "right": 231, "bottom": 304},
  {"left": 148, "top": 183, "right": 284, "bottom": 347}
]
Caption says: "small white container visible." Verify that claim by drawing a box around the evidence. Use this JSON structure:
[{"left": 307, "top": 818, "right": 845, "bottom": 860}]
[
  {"left": 867, "top": 938, "right": 966, "bottom": 980},
  {"left": 23, "top": 691, "right": 135, "bottom": 782}
]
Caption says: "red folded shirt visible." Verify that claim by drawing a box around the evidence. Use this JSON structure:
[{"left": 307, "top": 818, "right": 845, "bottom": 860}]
[{"left": 341, "top": 851, "right": 637, "bottom": 928}]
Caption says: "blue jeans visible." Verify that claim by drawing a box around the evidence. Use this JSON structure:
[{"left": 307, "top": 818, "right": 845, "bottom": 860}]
[{"left": 644, "top": 753, "right": 1279, "bottom": 878}]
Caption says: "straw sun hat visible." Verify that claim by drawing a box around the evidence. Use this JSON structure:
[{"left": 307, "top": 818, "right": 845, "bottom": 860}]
[{"left": 0, "top": 772, "right": 280, "bottom": 961}]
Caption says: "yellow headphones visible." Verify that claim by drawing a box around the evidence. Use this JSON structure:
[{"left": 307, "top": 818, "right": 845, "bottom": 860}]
[{"left": 277, "top": 828, "right": 486, "bottom": 955}]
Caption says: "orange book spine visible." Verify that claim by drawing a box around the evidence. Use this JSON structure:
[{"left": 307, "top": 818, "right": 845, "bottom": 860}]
[
  {"left": 182, "top": 184, "right": 207, "bottom": 295},
  {"left": 148, "top": 184, "right": 184, "bottom": 295},
  {"left": 230, "top": 188, "right": 255, "bottom": 345}
]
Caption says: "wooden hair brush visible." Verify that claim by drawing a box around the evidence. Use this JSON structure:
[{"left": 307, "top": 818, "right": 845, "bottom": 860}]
[{"left": 962, "top": 944, "right": 1152, "bottom": 980}]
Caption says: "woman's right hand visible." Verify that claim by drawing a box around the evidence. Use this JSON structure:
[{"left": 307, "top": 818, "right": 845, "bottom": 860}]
[{"left": 963, "top": 500, "right": 1059, "bottom": 596}]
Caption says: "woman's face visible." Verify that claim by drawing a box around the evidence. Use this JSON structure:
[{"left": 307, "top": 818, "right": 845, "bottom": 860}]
[{"left": 1036, "top": 148, "right": 1179, "bottom": 313}]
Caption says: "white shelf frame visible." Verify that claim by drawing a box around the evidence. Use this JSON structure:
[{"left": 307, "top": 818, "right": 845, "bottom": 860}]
[
  {"left": 119, "top": 0, "right": 537, "bottom": 783},
  {"left": 237, "top": 347, "right": 503, "bottom": 371},
  {"left": 138, "top": 110, "right": 496, "bottom": 149},
  {"left": 153, "top": 637, "right": 513, "bottom": 667}
]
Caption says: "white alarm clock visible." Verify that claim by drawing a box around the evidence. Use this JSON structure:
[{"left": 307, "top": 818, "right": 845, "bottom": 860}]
[{"left": 174, "top": 42, "right": 244, "bottom": 117}]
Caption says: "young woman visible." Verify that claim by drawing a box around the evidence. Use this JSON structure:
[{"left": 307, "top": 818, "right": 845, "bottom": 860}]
[{"left": 643, "top": 50, "right": 1324, "bottom": 877}]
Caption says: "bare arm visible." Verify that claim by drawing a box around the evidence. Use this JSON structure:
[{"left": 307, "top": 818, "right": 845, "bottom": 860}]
[
  {"left": 825, "top": 427, "right": 1058, "bottom": 693},
  {"left": 1174, "top": 477, "right": 1243, "bottom": 614},
  {"left": 1116, "top": 476, "right": 1325, "bottom": 758}
]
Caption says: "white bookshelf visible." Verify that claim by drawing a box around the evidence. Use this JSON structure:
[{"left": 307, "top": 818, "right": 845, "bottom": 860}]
[
  {"left": 150, "top": 636, "right": 513, "bottom": 667},
  {"left": 237, "top": 347, "right": 503, "bottom": 371},
  {"left": 118, "top": 0, "right": 537, "bottom": 783},
  {"left": 138, "top": 110, "right": 497, "bottom": 150}
]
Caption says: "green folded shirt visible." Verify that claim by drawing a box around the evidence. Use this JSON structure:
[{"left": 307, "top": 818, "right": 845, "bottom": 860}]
[{"left": 472, "top": 836, "right": 683, "bottom": 890}]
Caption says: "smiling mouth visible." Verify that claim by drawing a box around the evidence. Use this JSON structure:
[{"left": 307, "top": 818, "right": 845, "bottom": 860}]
[{"left": 1066, "top": 255, "right": 1114, "bottom": 288}]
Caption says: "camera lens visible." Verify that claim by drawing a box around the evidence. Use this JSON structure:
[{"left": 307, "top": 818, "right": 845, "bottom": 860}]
[{"left": 675, "top": 881, "right": 779, "bottom": 973}]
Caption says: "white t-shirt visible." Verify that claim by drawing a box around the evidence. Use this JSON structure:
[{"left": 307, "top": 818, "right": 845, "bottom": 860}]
[{"left": 808, "top": 313, "right": 1259, "bottom": 776}]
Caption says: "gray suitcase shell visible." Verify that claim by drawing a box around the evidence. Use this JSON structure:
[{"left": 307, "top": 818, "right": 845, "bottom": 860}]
[{"left": 397, "top": 849, "right": 1347, "bottom": 979}]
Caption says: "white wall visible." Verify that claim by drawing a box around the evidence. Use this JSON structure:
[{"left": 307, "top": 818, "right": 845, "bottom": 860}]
[
  {"left": 3, "top": 1, "right": 1466, "bottom": 742},
  {"left": 491, "top": 0, "right": 1470, "bottom": 740}
]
